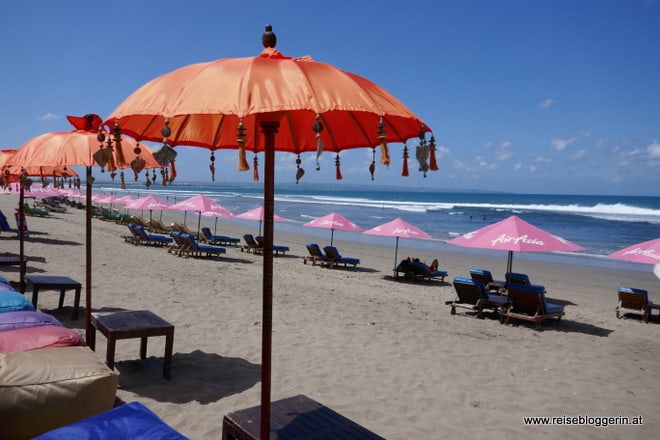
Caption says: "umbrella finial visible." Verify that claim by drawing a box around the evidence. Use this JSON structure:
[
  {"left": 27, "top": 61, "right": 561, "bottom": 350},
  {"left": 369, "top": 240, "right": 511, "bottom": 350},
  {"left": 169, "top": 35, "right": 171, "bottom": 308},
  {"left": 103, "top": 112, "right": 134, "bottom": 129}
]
[{"left": 262, "top": 24, "right": 277, "bottom": 48}]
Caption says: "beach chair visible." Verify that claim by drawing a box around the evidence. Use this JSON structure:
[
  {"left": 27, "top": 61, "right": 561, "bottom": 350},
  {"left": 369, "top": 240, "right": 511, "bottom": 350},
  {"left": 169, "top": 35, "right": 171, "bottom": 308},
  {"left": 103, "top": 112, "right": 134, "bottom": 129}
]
[
  {"left": 130, "top": 216, "right": 150, "bottom": 228},
  {"left": 201, "top": 227, "right": 240, "bottom": 247},
  {"left": 395, "top": 259, "right": 448, "bottom": 282},
  {"left": 23, "top": 203, "right": 49, "bottom": 217},
  {"left": 323, "top": 246, "right": 360, "bottom": 269},
  {"left": 616, "top": 287, "right": 653, "bottom": 323},
  {"left": 505, "top": 272, "right": 545, "bottom": 291},
  {"left": 123, "top": 223, "right": 142, "bottom": 245},
  {"left": 469, "top": 268, "right": 507, "bottom": 293},
  {"left": 303, "top": 243, "right": 331, "bottom": 266},
  {"left": 132, "top": 225, "right": 174, "bottom": 247},
  {"left": 179, "top": 233, "right": 226, "bottom": 259},
  {"left": 501, "top": 284, "right": 565, "bottom": 330},
  {"left": 149, "top": 219, "right": 173, "bottom": 234},
  {"left": 167, "top": 231, "right": 192, "bottom": 256},
  {"left": 241, "top": 234, "right": 263, "bottom": 254},
  {"left": 446, "top": 277, "right": 509, "bottom": 318},
  {"left": 255, "top": 235, "right": 289, "bottom": 256}
]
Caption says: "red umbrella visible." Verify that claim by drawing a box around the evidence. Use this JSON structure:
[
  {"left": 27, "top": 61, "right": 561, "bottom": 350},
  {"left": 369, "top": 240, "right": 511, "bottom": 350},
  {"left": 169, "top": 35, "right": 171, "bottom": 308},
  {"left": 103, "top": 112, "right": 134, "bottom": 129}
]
[
  {"left": 235, "top": 206, "right": 287, "bottom": 236},
  {"left": 303, "top": 212, "right": 362, "bottom": 246},
  {"left": 363, "top": 218, "right": 432, "bottom": 274},
  {"left": 446, "top": 215, "right": 584, "bottom": 274},
  {"left": 168, "top": 194, "right": 233, "bottom": 236},
  {"left": 105, "top": 26, "right": 433, "bottom": 437},
  {"left": 6, "top": 114, "right": 163, "bottom": 342}
]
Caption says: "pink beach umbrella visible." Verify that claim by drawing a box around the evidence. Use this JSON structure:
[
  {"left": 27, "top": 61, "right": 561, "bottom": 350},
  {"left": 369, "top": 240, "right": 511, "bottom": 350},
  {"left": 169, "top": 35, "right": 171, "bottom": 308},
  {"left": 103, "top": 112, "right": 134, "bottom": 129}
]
[
  {"left": 364, "top": 218, "right": 432, "bottom": 273},
  {"left": 124, "top": 194, "right": 170, "bottom": 221},
  {"left": 607, "top": 238, "right": 660, "bottom": 279},
  {"left": 446, "top": 215, "right": 584, "bottom": 274},
  {"left": 303, "top": 212, "right": 363, "bottom": 246},
  {"left": 168, "top": 194, "right": 233, "bottom": 236},
  {"left": 235, "top": 206, "right": 287, "bottom": 236}
]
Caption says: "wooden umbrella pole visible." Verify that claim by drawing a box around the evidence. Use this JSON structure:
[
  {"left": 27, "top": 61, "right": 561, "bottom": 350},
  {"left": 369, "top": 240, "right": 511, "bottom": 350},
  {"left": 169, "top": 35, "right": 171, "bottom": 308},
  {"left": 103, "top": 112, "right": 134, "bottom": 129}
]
[
  {"left": 85, "top": 166, "right": 93, "bottom": 344},
  {"left": 260, "top": 120, "right": 279, "bottom": 440},
  {"left": 19, "top": 182, "right": 25, "bottom": 292}
]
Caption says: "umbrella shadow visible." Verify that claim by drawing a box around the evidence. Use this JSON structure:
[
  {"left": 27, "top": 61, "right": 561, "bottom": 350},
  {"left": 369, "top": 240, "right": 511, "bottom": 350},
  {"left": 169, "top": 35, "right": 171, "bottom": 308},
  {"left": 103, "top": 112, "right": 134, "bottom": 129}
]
[
  {"left": 25, "top": 237, "right": 81, "bottom": 246},
  {"left": 115, "top": 350, "right": 261, "bottom": 404},
  {"left": 503, "top": 318, "right": 614, "bottom": 336},
  {"left": 382, "top": 274, "right": 449, "bottom": 285}
]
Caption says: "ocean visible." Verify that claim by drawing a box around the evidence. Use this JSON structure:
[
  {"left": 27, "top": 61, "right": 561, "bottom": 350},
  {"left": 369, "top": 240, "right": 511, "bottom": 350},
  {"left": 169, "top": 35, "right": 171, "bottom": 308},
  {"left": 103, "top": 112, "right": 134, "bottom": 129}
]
[{"left": 92, "top": 180, "right": 660, "bottom": 273}]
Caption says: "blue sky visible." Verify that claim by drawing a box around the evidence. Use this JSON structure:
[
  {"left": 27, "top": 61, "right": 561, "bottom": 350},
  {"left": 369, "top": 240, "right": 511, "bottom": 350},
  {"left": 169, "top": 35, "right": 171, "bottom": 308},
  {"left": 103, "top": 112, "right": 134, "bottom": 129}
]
[{"left": 1, "top": 0, "right": 659, "bottom": 196}]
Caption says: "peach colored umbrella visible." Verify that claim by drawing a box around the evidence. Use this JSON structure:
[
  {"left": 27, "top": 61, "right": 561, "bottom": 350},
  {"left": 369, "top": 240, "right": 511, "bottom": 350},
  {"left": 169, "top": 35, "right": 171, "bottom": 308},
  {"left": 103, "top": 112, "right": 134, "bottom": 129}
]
[
  {"left": 105, "top": 25, "right": 434, "bottom": 436},
  {"left": 5, "top": 114, "right": 163, "bottom": 343}
]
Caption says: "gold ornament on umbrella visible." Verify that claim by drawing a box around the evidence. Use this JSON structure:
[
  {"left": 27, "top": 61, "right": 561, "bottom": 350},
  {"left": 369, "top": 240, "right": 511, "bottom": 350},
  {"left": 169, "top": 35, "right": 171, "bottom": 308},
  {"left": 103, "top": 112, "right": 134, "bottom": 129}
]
[{"left": 378, "top": 116, "right": 390, "bottom": 166}]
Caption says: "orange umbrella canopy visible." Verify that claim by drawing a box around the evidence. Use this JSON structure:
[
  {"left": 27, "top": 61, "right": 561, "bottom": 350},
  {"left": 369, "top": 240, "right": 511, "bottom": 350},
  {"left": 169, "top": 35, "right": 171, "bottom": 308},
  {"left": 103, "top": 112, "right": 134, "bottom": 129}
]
[
  {"left": 6, "top": 115, "right": 162, "bottom": 174},
  {"left": 106, "top": 26, "right": 437, "bottom": 180}
]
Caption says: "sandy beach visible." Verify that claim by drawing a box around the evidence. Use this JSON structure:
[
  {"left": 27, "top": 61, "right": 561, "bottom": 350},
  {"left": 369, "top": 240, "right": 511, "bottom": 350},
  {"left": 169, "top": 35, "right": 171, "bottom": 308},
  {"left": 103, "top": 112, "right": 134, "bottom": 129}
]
[{"left": 1, "top": 194, "right": 659, "bottom": 439}]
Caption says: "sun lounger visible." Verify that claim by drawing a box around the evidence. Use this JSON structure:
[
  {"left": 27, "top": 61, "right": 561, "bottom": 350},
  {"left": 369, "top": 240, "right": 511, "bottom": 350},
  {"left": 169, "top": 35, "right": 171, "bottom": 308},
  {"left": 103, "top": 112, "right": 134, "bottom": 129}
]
[
  {"left": 241, "top": 233, "right": 262, "bottom": 254},
  {"left": 179, "top": 233, "right": 226, "bottom": 259},
  {"left": 148, "top": 219, "right": 173, "bottom": 234},
  {"left": 130, "top": 224, "right": 173, "bottom": 247},
  {"left": 255, "top": 235, "right": 289, "bottom": 256},
  {"left": 201, "top": 227, "right": 240, "bottom": 247},
  {"left": 396, "top": 259, "right": 447, "bottom": 282},
  {"left": 23, "top": 203, "right": 49, "bottom": 217},
  {"left": 446, "top": 277, "right": 509, "bottom": 318},
  {"left": 323, "top": 246, "right": 360, "bottom": 269},
  {"left": 501, "top": 284, "right": 565, "bottom": 330},
  {"left": 505, "top": 272, "right": 545, "bottom": 291},
  {"left": 469, "top": 268, "right": 506, "bottom": 293},
  {"left": 130, "top": 216, "right": 150, "bottom": 228},
  {"left": 167, "top": 231, "right": 193, "bottom": 257},
  {"left": 303, "top": 243, "right": 331, "bottom": 266},
  {"left": 616, "top": 287, "right": 653, "bottom": 323}
]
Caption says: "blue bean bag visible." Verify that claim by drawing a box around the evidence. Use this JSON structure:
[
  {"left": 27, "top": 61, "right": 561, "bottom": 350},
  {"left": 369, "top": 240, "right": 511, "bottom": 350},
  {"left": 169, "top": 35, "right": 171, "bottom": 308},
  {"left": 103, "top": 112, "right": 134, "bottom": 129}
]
[
  {"left": 33, "top": 401, "right": 187, "bottom": 439},
  {"left": 0, "top": 289, "right": 34, "bottom": 313}
]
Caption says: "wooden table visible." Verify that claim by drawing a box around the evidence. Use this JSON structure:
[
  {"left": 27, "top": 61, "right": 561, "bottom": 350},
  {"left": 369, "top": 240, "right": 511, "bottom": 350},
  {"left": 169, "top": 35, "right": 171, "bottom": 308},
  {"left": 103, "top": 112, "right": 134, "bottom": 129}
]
[
  {"left": 222, "top": 394, "right": 384, "bottom": 440},
  {"left": 25, "top": 274, "right": 81, "bottom": 320},
  {"left": 88, "top": 310, "right": 174, "bottom": 380}
]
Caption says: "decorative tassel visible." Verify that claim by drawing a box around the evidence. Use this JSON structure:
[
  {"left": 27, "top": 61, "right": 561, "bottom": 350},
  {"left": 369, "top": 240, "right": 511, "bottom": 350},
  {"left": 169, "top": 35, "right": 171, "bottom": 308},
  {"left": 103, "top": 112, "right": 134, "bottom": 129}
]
[
  {"left": 335, "top": 154, "right": 343, "bottom": 180},
  {"left": 169, "top": 160, "right": 177, "bottom": 183},
  {"left": 161, "top": 168, "right": 167, "bottom": 186},
  {"left": 295, "top": 154, "right": 304, "bottom": 183},
  {"left": 377, "top": 116, "right": 390, "bottom": 166},
  {"left": 236, "top": 121, "right": 249, "bottom": 171},
  {"left": 120, "top": 171, "right": 126, "bottom": 190},
  {"left": 253, "top": 154, "right": 260, "bottom": 182},
  {"left": 40, "top": 168, "right": 45, "bottom": 187},
  {"left": 112, "top": 122, "right": 127, "bottom": 167},
  {"left": 369, "top": 148, "right": 376, "bottom": 181},
  {"left": 428, "top": 134, "right": 438, "bottom": 171},
  {"left": 313, "top": 114, "right": 324, "bottom": 171},
  {"left": 402, "top": 145, "right": 409, "bottom": 177},
  {"left": 209, "top": 152, "right": 216, "bottom": 181}
]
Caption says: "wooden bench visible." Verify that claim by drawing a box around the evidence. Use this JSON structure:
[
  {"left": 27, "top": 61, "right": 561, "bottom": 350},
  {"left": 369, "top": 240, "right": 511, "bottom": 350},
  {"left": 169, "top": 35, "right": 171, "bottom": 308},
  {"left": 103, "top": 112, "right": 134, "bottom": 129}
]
[{"left": 222, "top": 394, "right": 384, "bottom": 440}]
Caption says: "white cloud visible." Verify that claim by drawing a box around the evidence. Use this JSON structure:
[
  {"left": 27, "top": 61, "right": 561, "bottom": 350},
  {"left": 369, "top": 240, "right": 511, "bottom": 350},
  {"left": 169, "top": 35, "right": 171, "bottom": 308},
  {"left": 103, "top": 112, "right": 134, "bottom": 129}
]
[
  {"left": 535, "top": 156, "right": 552, "bottom": 163},
  {"left": 573, "top": 149, "right": 587, "bottom": 160},
  {"left": 648, "top": 140, "right": 660, "bottom": 158},
  {"left": 538, "top": 98, "right": 557, "bottom": 110},
  {"left": 550, "top": 130, "right": 591, "bottom": 151},
  {"left": 39, "top": 112, "right": 59, "bottom": 121},
  {"left": 495, "top": 141, "right": 513, "bottom": 160}
]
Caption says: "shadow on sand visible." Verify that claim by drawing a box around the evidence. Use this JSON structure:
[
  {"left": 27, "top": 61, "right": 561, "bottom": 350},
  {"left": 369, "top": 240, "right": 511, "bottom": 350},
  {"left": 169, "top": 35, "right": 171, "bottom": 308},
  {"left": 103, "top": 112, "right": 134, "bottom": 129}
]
[{"left": 115, "top": 350, "right": 261, "bottom": 405}]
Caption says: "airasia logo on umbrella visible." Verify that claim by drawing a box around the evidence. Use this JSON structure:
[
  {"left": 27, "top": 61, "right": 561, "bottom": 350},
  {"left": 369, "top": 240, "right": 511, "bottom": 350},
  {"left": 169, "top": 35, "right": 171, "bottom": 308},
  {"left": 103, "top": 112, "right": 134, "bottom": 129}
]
[
  {"left": 490, "top": 234, "right": 545, "bottom": 247},
  {"left": 621, "top": 248, "right": 660, "bottom": 261}
]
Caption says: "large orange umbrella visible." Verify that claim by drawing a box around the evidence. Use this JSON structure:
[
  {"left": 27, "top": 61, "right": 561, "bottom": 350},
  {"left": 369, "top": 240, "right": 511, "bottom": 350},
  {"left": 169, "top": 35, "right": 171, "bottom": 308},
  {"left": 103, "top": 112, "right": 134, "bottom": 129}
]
[
  {"left": 6, "top": 114, "right": 163, "bottom": 343},
  {"left": 106, "top": 25, "right": 434, "bottom": 438}
]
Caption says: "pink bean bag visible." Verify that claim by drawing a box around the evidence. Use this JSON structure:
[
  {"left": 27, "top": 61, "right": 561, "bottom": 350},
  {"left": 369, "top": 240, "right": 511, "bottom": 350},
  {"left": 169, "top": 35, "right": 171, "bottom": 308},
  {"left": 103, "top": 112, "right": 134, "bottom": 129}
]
[{"left": 0, "top": 324, "right": 84, "bottom": 352}]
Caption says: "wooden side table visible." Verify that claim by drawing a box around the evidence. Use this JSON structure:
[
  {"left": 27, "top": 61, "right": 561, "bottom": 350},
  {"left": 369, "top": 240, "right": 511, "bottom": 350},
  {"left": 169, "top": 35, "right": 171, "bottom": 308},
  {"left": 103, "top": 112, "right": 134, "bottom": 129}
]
[
  {"left": 25, "top": 274, "right": 81, "bottom": 320},
  {"left": 222, "top": 394, "right": 384, "bottom": 440},
  {"left": 88, "top": 310, "right": 175, "bottom": 380}
]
